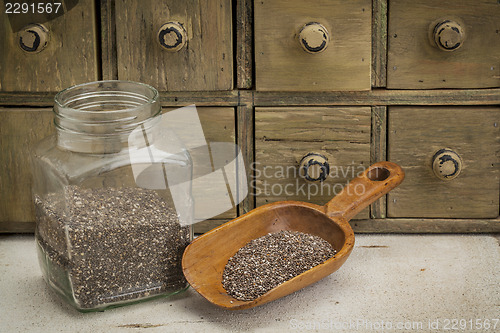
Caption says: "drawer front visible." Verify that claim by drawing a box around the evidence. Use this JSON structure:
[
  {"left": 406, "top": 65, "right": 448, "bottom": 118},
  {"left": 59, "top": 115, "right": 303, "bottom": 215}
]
[
  {"left": 0, "top": 0, "right": 98, "bottom": 91},
  {"left": 387, "top": 0, "right": 500, "bottom": 89},
  {"left": 115, "top": 0, "right": 233, "bottom": 91},
  {"left": 387, "top": 107, "right": 500, "bottom": 218},
  {"left": 255, "top": 107, "right": 371, "bottom": 219},
  {"left": 254, "top": 0, "right": 371, "bottom": 91},
  {"left": 0, "top": 109, "right": 54, "bottom": 232}
]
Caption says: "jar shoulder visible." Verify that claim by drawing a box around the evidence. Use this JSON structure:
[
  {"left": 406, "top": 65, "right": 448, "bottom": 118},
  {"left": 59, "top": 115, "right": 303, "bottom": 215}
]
[{"left": 33, "top": 135, "right": 192, "bottom": 184}]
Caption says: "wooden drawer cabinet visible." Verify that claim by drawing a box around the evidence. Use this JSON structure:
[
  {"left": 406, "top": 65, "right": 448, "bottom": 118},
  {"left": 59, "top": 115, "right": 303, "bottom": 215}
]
[
  {"left": 1, "top": 1, "right": 499, "bottom": 234},
  {"left": 0, "top": 0, "right": 99, "bottom": 91},
  {"left": 387, "top": 107, "right": 500, "bottom": 218},
  {"left": 255, "top": 107, "right": 371, "bottom": 218},
  {"left": 115, "top": 0, "right": 233, "bottom": 91},
  {"left": 254, "top": 0, "right": 372, "bottom": 91},
  {"left": 387, "top": 0, "right": 500, "bottom": 89}
]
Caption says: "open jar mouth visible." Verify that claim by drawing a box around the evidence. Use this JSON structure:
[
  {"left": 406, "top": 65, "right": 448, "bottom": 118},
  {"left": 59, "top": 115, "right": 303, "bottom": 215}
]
[
  {"left": 54, "top": 80, "right": 161, "bottom": 134},
  {"left": 55, "top": 80, "right": 159, "bottom": 112},
  {"left": 54, "top": 80, "right": 162, "bottom": 153}
]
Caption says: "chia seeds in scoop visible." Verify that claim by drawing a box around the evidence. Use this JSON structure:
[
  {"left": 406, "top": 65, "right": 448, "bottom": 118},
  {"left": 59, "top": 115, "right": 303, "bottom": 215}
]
[{"left": 222, "top": 230, "right": 336, "bottom": 301}]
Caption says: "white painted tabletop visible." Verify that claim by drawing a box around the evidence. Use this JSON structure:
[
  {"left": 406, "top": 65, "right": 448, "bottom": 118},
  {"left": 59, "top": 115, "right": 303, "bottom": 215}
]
[{"left": 1, "top": 234, "right": 499, "bottom": 332}]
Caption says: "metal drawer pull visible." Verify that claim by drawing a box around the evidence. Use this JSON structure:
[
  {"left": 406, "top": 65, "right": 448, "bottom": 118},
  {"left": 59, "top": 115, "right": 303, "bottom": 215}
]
[
  {"left": 18, "top": 24, "right": 49, "bottom": 53},
  {"left": 298, "top": 22, "right": 329, "bottom": 54},
  {"left": 432, "top": 148, "right": 463, "bottom": 180},
  {"left": 432, "top": 20, "right": 465, "bottom": 52},
  {"left": 157, "top": 22, "right": 187, "bottom": 52},
  {"left": 299, "top": 153, "right": 330, "bottom": 182}
]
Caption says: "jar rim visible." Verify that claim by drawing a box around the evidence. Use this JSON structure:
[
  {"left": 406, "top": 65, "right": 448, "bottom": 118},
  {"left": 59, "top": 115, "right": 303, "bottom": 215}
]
[
  {"left": 53, "top": 80, "right": 161, "bottom": 153},
  {"left": 54, "top": 80, "right": 159, "bottom": 114}
]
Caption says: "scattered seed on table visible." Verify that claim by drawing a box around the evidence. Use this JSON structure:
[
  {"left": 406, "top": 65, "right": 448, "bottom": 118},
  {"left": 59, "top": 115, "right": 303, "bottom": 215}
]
[{"left": 222, "top": 230, "right": 337, "bottom": 301}]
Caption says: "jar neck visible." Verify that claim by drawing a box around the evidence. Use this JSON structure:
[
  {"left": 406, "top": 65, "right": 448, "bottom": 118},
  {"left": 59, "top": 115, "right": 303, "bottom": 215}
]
[{"left": 54, "top": 81, "right": 161, "bottom": 154}]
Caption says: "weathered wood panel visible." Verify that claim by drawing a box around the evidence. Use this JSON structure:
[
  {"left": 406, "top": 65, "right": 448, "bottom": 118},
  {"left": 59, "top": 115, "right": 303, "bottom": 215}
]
[
  {"left": 370, "top": 106, "right": 387, "bottom": 218},
  {"left": 237, "top": 104, "right": 255, "bottom": 215},
  {"left": 251, "top": 89, "right": 500, "bottom": 107},
  {"left": 372, "top": 0, "right": 387, "bottom": 87},
  {"left": 388, "top": 107, "right": 500, "bottom": 218},
  {"left": 100, "top": 0, "right": 118, "bottom": 80},
  {"left": 2, "top": 89, "right": 500, "bottom": 108},
  {"left": 352, "top": 218, "right": 500, "bottom": 233},
  {"left": 236, "top": 0, "right": 253, "bottom": 89},
  {"left": 254, "top": 0, "right": 371, "bottom": 91},
  {"left": 115, "top": 0, "right": 233, "bottom": 91},
  {"left": 0, "top": 0, "right": 98, "bottom": 91},
  {"left": 255, "top": 107, "right": 371, "bottom": 219},
  {"left": 0, "top": 109, "right": 54, "bottom": 230},
  {"left": 387, "top": 0, "right": 500, "bottom": 89}
]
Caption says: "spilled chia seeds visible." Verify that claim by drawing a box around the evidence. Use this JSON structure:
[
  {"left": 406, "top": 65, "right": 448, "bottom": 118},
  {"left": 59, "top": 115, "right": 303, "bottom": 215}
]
[
  {"left": 35, "top": 186, "right": 190, "bottom": 309},
  {"left": 222, "top": 230, "right": 337, "bottom": 301}
]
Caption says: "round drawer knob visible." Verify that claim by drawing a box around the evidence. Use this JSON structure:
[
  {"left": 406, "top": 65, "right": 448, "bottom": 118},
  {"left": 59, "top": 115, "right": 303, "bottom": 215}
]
[
  {"left": 299, "top": 153, "right": 330, "bottom": 182},
  {"left": 298, "top": 22, "right": 329, "bottom": 54},
  {"left": 433, "top": 20, "right": 465, "bottom": 51},
  {"left": 157, "top": 22, "right": 187, "bottom": 52},
  {"left": 432, "top": 149, "right": 463, "bottom": 180},
  {"left": 18, "top": 24, "right": 49, "bottom": 53}
]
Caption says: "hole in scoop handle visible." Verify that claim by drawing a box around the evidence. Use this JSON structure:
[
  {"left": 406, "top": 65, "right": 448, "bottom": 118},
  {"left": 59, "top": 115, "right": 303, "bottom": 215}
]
[{"left": 325, "top": 162, "right": 404, "bottom": 221}]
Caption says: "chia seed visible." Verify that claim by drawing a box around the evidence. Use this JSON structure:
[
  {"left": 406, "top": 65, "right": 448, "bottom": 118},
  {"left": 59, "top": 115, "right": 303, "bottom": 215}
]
[
  {"left": 35, "top": 186, "right": 190, "bottom": 309},
  {"left": 222, "top": 230, "right": 337, "bottom": 301}
]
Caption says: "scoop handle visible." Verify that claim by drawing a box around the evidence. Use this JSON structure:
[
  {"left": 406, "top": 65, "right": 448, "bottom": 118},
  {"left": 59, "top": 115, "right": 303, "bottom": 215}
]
[{"left": 324, "top": 162, "right": 404, "bottom": 221}]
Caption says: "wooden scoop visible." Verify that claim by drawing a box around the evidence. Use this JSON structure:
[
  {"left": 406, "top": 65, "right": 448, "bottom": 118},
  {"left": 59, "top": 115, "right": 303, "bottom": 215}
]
[{"left": 182, "top": 161, "right": 404, "bottom": 310}]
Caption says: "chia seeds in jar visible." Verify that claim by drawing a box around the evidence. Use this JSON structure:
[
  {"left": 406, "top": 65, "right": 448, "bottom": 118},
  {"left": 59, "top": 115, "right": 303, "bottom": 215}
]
[{"left": 31, "top": 81, "right": 193, "bottom": 312}]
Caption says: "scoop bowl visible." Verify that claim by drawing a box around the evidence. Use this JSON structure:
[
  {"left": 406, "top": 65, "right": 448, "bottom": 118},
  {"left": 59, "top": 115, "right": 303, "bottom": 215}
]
[{"left": 182, "top": 162, "right": 404, "bottom": 310}]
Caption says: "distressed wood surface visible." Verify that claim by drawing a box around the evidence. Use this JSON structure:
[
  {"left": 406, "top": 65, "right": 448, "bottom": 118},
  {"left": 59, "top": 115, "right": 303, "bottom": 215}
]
[
  {"left": 0, "top": 109, "right": 54, "bottom": 229},
  {"left": 161, "top": 91, "right": 239, "bottom": 106},
  {"left": 254, "top": 0, "right": 371, "bottom": 91},
  {"left": 372, "top": 0, "right": 387, "bottom": 87},
  {"left": 115, "top": 0, "right": 232, "bottom": 91},
  {"left": 388, "top": 106, "right": 500, "bottom": 218},
  {"left": 0, "top": 0, "right": 98, "bottom": 91},
  {"left": 255, "top": 107, "right": 371, "bottom": 218},
  {"left": 387, "top": 0, "right": 500, "bottom": 89},
  {"left": 2, "top": 89, "right": 500, "bottom": 107},
  {"left": 351, "top": 218, "right": 500, "bottom": 233},
  {"left": 251, "top": 89, "right": 500, "bottom": 106},
  {"left": 100, "top": 0, "right": 118, "bottom": 80},
  {"left": 236, "top": 0, "right": 253, "bottom": 89},
  {"left": 0, "top": 221, "right": 35, "bottom": 233},
  {"left": 190, "top": 219, "right": 230, "bottom": 234},
  {"left": 370, "top": 106, "right": 387, "bottom": 218},
  {"left": 237, "top": 103, "right": 255, "bottom": 215}
]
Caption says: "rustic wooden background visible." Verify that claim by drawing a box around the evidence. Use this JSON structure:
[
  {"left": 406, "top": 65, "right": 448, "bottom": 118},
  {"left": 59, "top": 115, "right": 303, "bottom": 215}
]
[{"left": 0, "top": 0, "right": 499, "bottom": 233}]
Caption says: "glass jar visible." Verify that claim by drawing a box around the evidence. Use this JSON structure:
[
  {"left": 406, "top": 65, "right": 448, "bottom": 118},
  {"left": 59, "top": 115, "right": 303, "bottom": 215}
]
[{"left": 31, "top": 81, "right": 193, "bottom": 312}]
